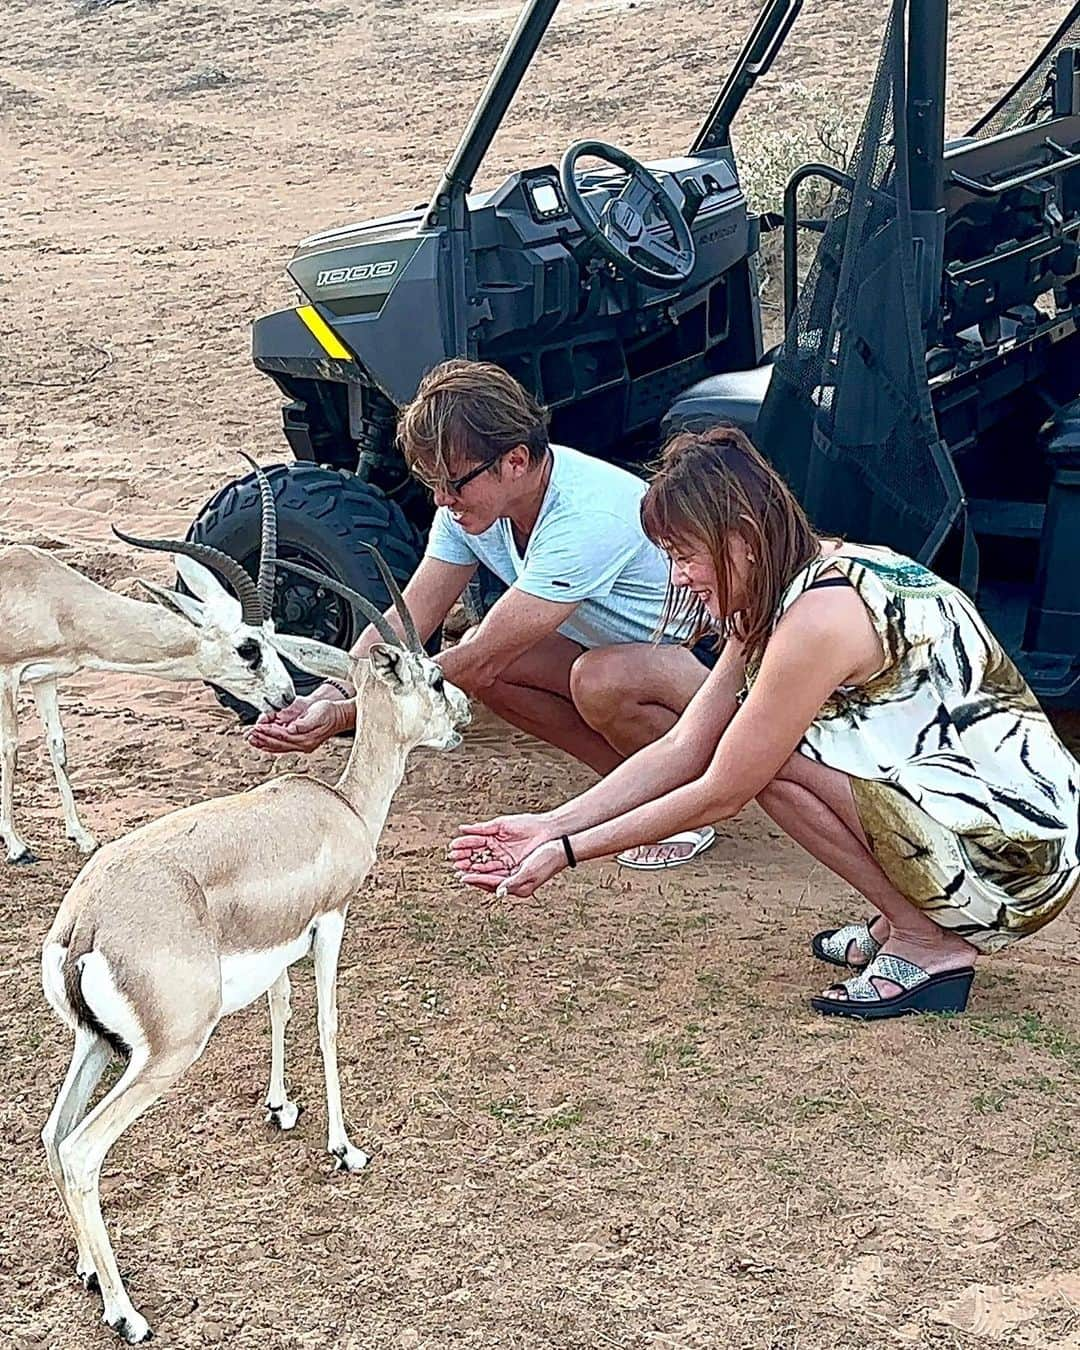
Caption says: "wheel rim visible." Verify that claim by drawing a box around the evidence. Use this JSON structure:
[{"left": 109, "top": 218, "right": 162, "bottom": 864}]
[{"left": 268, "top": 547, "right": 355, "bottom": 649}]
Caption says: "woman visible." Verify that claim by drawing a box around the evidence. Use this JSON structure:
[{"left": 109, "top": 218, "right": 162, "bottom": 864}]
[{"left": 449, "top": 426, "right": 1079, "bottom": 1020}]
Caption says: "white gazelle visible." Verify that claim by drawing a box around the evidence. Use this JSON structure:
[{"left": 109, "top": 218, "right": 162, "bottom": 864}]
[
  {"left": 40, "top": 552, "right": 470, "bottom": 1344},
  {"left": 0, "top": 457, "right": 329, "bottom": 863}
]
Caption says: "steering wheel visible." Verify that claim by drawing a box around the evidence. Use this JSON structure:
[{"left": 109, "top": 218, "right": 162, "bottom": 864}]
[{"left": 559, "top": 139, "right": 697, "bottom": 289}]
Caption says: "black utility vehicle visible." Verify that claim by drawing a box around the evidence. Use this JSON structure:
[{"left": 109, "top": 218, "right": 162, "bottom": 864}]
[{"left": 191, "top": 0, "right": 1080, "bottom": 707}]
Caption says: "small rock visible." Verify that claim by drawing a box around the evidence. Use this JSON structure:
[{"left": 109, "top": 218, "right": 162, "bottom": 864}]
[
  {"left": 13, "top": 1329, "right": 49, "bottom": 1350},
  {"left": 730, "top": 1253, "right": 777, "bottom": 1276}
]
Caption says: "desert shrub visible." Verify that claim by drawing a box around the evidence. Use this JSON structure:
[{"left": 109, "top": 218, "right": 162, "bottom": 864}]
[{"left": 732, "top": 84, "right": 860, "bottom": 339}]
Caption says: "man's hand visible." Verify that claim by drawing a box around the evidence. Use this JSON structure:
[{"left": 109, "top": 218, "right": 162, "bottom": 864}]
[
  {"left": 246, "top": 694, "right": 352, "bottom": 755},
  {"left": 448, "top": 812, "right": 554, "bottom": 889}
]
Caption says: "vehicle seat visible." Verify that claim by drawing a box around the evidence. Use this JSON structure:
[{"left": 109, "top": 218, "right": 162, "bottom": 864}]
[{"left": 661, "top": 356, "right": 775, "bottom": 440}]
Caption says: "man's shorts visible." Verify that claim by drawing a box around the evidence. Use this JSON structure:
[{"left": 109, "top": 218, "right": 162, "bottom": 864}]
[{"left": 691, "top": 637, "right": 722, "bottom": 670}]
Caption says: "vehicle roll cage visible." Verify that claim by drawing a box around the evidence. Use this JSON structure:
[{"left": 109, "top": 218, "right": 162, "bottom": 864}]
[{"left": 423, "top": 0, "right": 805, "bottom": 228}]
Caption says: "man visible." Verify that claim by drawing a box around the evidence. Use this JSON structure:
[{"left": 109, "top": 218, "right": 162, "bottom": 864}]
[{"left": 249, "top": 359, "right": 715, "bottom": 867}]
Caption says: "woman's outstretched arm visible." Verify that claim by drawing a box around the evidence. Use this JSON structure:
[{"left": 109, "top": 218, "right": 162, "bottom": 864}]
[
  {"left": 492, "top": 589, "right": 884, "bottom": 896},
  {"left": 448, "top": 639, "right": 746, "bottom": 884},
  {"left": 549, "top": 637, "right": 746, "bottom": 832}
]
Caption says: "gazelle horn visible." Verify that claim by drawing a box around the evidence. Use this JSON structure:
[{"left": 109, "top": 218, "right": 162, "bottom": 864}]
[
  {"left": 358, "top": 542, "right": 422, "bottom": 652},
  {"left": 278, "top": 561, "right": 403, "bottom": 649},
  {"left": 111, "top": 528, "right": 264, "bottom": 627},
  {"left": 238, "top": 452, "right": 278, "bottom": 621}
]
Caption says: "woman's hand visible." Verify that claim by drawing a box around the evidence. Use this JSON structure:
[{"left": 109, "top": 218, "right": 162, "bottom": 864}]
[
  {"left": 494, "top": 839, "right": 567, "bottom": 899},
  {"left": 449, "top": 813, "right": 553, "bottom": 889}
]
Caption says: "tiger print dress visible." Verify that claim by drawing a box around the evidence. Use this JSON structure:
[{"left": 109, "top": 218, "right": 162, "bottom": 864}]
[{"left": 765, "top": 545, "right": 1080, "bottom": 952}]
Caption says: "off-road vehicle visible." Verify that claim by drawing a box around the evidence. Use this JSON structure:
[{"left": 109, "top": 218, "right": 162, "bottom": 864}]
[{"left": 190, "top": 0, "right": 1080, "bottom": 708}]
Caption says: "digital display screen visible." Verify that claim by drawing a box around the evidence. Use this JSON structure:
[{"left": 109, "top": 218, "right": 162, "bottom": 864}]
[{"left": 530, "top": 182, "right": 562, "bottom": 215}]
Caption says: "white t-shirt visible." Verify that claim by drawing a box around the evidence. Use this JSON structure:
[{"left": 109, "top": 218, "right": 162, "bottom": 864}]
[{"left": 425, "top": 444, "right": 678, "bottom": 649}]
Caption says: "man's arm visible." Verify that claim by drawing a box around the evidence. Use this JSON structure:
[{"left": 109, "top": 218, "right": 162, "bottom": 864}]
[
  {"left": 436, "top": 506, "right": 649, "bottom": 695},
  {"left": 309, "top": 555, "right": 475, "bottom": 697},
  {"left": 434, "top": 585, "right": 579, "bottom": 695},
  {"left": 359, "top": 556, "right": 472, "bottom": 660}
]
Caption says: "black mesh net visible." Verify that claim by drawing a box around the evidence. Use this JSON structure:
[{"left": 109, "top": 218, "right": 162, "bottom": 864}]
[
  {"left": 970, "top": 2, "right": 1080, "bottom": 139},
  {"left": 755, "top": 0, "right": 964, "bottom": 563}
]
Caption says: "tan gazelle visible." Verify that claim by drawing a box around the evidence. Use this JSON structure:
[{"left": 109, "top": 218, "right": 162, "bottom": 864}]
[
  {"left": 40, "top": 550, "right": 470, "bottom": 1344},
  {"left": 0, "top": 457, "right": 331, "bottom": 863}
]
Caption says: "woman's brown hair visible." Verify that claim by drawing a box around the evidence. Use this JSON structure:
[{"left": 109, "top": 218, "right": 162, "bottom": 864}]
[
  {"left": 397, "top": 359, "right": 550, "bottom": 480},
  {"left": 640, "top": 425, "right": 820, "bottom": 665}
]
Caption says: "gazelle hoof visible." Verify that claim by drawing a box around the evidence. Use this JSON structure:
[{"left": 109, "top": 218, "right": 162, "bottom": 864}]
[
  {"left": 78, "top": 1267, "right": 101, "bottom": 1295},
  {"left": 331, "top": 1144, "right": 370, "bottom": 1173},
  {"left": 265, "top": 1101, "right": 301, "bottom": 1131},
  {"left": 8, "top": 848, "right": 36, "bottom": 865},
  {"left": 70, "top": 834, "right": 99, "bottom": 855},
  {"left": 106, "top": 1310, "right": 152, "bottom": 1343}
]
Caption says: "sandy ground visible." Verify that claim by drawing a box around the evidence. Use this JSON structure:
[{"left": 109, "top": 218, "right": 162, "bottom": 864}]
[{"left": 2, "top": 1, "right": 1080, "bottom": 1346}]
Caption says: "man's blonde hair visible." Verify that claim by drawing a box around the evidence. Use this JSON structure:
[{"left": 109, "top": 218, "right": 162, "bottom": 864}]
[{"left": 397, "top": 359, "right": 550, "bottom": 480}]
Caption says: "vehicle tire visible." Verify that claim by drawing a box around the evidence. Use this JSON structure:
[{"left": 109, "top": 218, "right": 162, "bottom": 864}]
[{"left": 188, "top": 463, "right": 433, "bottom": 721}]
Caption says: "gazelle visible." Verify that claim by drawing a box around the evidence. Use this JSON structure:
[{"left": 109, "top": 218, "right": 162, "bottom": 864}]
[
  {"left": 40, "top": 552, "right": 470, "bottom": 1344},
  {"left": 0, "top": 458, "right": 318, "bottom": 863}
]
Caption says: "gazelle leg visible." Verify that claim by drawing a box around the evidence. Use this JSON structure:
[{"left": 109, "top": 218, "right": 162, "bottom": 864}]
[
  {"left": 59, "top": 1048, "right": 197, "bottom": 1344},
  {"left": 32, "top": 679, "right": 97, "bottom": 854},
  {"left": 0, "top": 672, "right": 32, "bottom": 863},
  {"left": 265, "top": 970, "right": 300, "bottom": 1130},
  {"left": 312, "top": 911, "right": 369, "bottom": 1172},
  {"left": 41, "top": 1027, "right": 112, "bottom": 1290}
]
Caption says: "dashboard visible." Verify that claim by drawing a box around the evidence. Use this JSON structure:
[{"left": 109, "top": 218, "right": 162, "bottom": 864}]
[{"left": 465, "top": 154, "right": 751, "bottom": 342}]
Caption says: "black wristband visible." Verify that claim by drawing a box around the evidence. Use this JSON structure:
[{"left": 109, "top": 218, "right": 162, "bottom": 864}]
[
  {"left": 323, "top": 678, "right": 353, "bottom": 700},
  {"left": 560, "top": 834, "right": 577, "bottom": 869}
]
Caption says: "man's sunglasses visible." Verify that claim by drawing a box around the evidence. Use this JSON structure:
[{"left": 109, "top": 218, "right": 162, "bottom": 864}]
[{"left": 415, "top": 450, "right": 506, "bottom": 497}]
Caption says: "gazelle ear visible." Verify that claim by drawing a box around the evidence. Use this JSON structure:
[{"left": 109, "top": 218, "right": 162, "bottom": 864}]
[
  {"left": 268, "top": 633, "right": 354, "bottom": 684},
  {"left": 174, "top": 555, "right": 243, "bottom": 629},
  {"left": 173, "top": 555, "right": 226, "bottom": 604},
  {"left": 369, "top": 643, "right": 415, "bottom": 689},
  {"left": 135, "top": 578, "right": 206, "bottom": 626}
]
